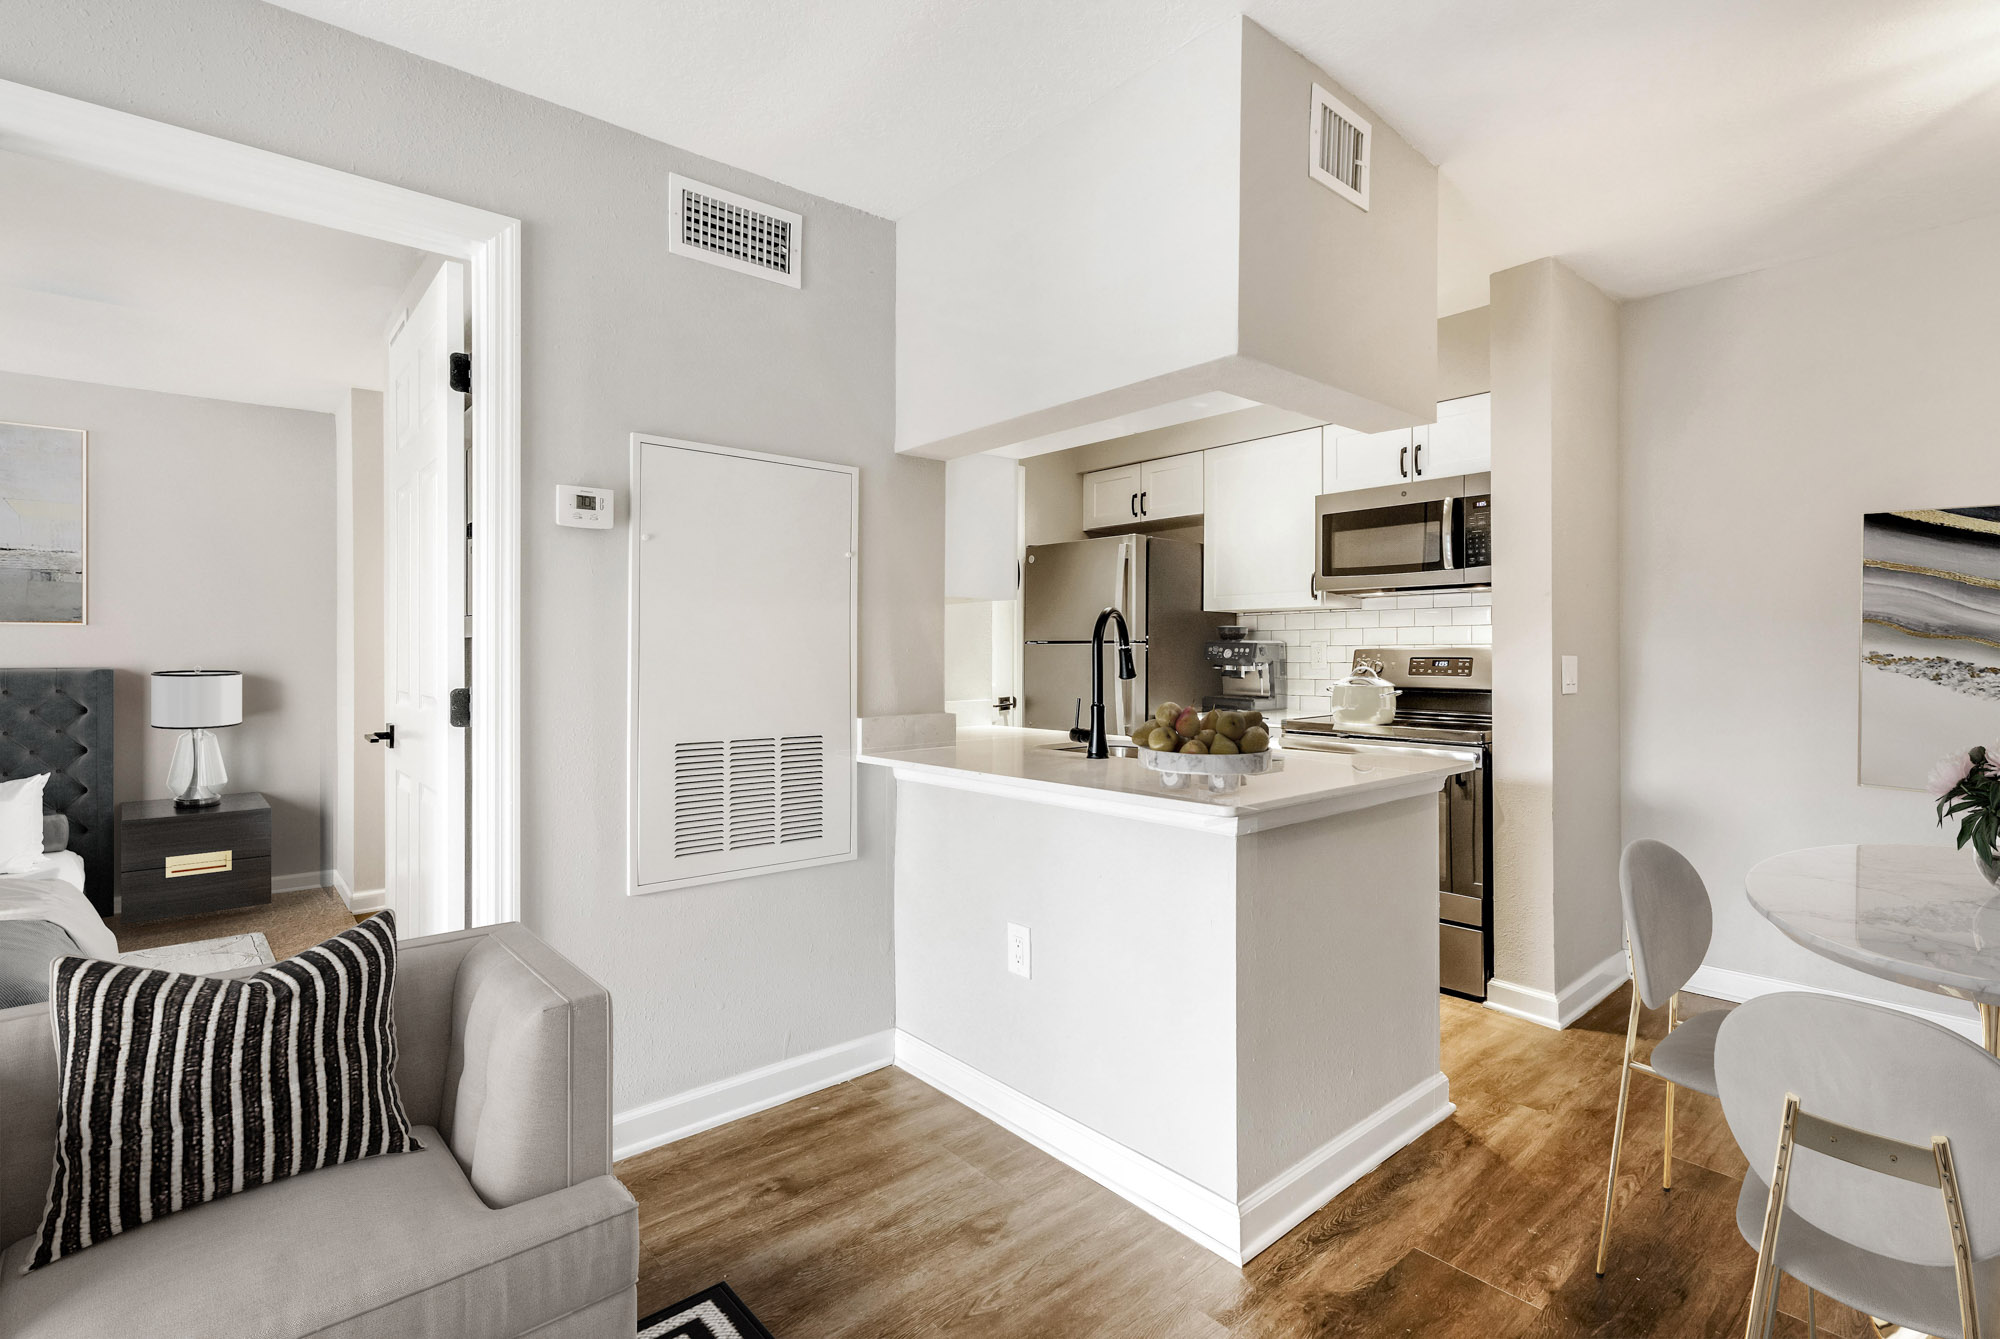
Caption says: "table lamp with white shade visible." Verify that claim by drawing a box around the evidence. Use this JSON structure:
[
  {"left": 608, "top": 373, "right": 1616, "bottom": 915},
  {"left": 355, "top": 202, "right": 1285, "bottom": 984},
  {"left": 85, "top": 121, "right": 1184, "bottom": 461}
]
[{"left": 149, "top": 669, "right": 243, "bottom": 810}]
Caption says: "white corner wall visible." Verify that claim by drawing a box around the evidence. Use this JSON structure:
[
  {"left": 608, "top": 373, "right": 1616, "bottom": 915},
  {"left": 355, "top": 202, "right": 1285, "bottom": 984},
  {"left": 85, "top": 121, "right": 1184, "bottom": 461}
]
[
  {"left": 0, "top": 369, "right": 335, "bottom": 880},
  {"left": 1489, "top": 259, "right": 1624, "bottom": 1012},
  {"left": 331, "top": 387, "right": 385, "bottom": 905},
  {"left": 3, "top": 0, "right": 937, "bottom": 1122},
  {"left": 1621, "top": 212, "right": 2000, "bottom": 1017}
]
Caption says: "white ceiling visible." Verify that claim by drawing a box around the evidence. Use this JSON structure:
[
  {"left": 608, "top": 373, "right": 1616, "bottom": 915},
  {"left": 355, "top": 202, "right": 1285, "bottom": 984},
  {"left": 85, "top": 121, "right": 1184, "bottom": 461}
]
[
  {"left": 265, "top": 0, "right": 2000, "bottom": 312},
  {"left": 0, "top": 148, "right": 428, "bottom": 413}
]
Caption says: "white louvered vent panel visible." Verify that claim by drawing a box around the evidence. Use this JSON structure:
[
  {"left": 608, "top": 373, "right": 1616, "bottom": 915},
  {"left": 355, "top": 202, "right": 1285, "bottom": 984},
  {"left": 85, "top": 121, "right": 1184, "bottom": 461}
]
[
  {"left": 779, "top": 735, "right": 825, "bottom": 844},
  {"left": 666, "top": 173, "right": 803, "bottom": 288},
  {"left": 672, "top": 742, "right": 727, "bottom": 857},
  {"left": 1308, "top": 84, "right": 1371, "bottom": 211},
  {"left": 727, "top": 738, "right": 778, "bottom": 850},
  {"left": 634, "top": 436, "right": 856, "bottom": 893}
]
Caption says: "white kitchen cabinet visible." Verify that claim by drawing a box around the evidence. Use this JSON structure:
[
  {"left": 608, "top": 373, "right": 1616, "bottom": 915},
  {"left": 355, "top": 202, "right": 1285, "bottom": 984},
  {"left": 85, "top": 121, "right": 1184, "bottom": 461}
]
[
  {"left": 944, "top": 453, "right": 1022, "bottom": 600},
  {"left": 1203, "top": 427, "right": 1323, "bottom": 612},
  {"left": 1419, "top": 393, "right": 1491, "bottom": 478},
  {"left": 1083, "top": 463, "right": 1143, "bottom": 529},
  {"left": 1322, "top": 426, "right": 1414, "bottom": 492},
  {"left": 1139, "top": 451, "right": 1203, "bottom": 522},
  {"left": 1321, "top": 393, "right": 1491, "bottom": 492}
]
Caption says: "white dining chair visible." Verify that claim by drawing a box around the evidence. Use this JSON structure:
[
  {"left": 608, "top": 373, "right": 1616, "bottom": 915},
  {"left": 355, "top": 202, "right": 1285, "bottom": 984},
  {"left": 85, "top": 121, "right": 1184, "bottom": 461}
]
[
  {"left": 1596, "top": 839, "right": 1722, "bottom": 1275},
  {"left": 1716, "top": 992, "right": 2000, "bottom": 1339}
]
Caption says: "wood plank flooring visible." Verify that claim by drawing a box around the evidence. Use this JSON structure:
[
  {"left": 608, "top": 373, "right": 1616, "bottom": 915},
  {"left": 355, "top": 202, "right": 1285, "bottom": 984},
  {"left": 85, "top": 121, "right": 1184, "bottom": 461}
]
[{"left": 617, "top": 988, "right": 1874, "bottom": 1337}]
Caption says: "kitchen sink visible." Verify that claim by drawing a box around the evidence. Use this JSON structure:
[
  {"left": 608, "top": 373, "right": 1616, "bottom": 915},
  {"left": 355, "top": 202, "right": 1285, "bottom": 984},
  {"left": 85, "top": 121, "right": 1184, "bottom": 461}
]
[{"left": 1045, "top": 742, "right": 1142, "bottom": 758}]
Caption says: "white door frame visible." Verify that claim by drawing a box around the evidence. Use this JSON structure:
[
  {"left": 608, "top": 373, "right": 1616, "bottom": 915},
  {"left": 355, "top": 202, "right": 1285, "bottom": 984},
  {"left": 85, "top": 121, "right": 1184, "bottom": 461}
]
[{"left": 0, "top": 78, "right": 523, "bottom": 927}]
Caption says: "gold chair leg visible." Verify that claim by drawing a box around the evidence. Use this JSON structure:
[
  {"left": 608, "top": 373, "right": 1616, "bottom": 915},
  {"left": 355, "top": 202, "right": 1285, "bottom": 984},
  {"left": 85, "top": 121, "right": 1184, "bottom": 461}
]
[
  {"left": 1596, "top": 978, "right": 1643, "bottom": 1276},
  {"left": 1982, "top": 1002, "right": 1998, "bottom": 1058},
  {"left": 1936, "top": 1135, "right": 1980, "bottom": 1339},
  {"left": 1744, "top": 1096, "right": 1800, "bottom": 1339},
  {"left": 1806, "top": 1286, "right": 1815, "bottom": 1338},
  {"left": 1663, "top": 991, "right": 1679, "bottom": 1191}
]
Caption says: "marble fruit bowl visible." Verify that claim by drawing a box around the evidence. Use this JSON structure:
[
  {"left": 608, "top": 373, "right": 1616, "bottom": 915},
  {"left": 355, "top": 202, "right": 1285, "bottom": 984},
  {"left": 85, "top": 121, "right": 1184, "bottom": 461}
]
[{"left": 1139, "top": 746, "right": 1284, "bottom": 792}]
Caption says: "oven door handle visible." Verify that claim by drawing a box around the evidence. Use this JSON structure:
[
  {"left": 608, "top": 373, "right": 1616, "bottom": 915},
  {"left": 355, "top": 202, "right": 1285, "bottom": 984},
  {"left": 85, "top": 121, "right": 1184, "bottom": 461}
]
[{"left": 1441, "top": 495, "right": 1455, "bottom": 571}]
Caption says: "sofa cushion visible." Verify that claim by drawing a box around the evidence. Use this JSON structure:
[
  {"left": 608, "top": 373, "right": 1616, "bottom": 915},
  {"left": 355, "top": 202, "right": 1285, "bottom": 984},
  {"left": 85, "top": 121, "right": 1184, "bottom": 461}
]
[
  {"left": 0, "top": 1125, "right": 638, "bottom": 1339},
  {"left": 31, "top": 911, "right": 418, "bottom": 1268}
]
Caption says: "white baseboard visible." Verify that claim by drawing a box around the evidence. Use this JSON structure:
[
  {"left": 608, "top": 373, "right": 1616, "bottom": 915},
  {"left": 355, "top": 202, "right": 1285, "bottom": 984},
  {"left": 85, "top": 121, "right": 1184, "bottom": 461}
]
[
  {"left": 1685, "top": 963, "right": 1981, "bottom": 1044},
  {"left": 894, "top": 1030, "right": 1452, "bottom": 1267},
  {"left": 1236, "top": 1071, "right": 1454, "bottom": 1261},
  {"left": 327, "top": 869, "right": 387, "bottom": 914},
  {"left": 273, "top": 870, "right": 333, "bottom": 896},
  {"left": 894, "top": 1030, "right": 1244, "bottom": 1262},
  {"left": 612, "top": 1030, "right": 895, "bottom": 1162},
  {"left": 1486, "top": 948, "right": 1631, "bottom": 1030}
]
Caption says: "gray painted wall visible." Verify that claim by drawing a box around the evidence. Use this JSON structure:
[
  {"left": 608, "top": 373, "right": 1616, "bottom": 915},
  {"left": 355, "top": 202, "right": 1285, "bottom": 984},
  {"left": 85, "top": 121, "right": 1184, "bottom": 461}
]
[
  {"left": 1621, "top": 210, "right": 2000, "bottom": 1015},
  {"left": 0, "top": 0, "right": 939, "bottom": 1114},
  {"left": 0, "top": 368, "right": 335, "bottom": 879}
]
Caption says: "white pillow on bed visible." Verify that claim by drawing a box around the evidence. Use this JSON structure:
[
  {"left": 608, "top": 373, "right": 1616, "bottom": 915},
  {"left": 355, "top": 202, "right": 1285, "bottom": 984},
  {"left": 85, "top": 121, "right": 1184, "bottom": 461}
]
[{"left": 0, "top": 773, "right": 50, "bottom": 874}]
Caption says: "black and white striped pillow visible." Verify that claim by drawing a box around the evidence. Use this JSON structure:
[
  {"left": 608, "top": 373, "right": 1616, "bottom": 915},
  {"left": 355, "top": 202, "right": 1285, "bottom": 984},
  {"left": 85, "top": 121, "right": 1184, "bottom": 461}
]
[{"left": 29, "top": 911, "right": 418, "bottom": 1270}]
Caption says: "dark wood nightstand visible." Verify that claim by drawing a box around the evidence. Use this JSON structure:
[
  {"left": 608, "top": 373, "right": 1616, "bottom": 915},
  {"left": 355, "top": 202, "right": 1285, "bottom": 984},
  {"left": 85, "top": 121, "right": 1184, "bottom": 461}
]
[{"left": 114, "top": 793, "right": 273, "bottom": 924}]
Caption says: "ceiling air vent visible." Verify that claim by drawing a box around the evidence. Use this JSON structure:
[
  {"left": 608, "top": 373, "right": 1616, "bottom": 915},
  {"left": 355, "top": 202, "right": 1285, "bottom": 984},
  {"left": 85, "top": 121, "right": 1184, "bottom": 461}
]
[
  {"left": 667, "top": 172, "right": 802, "bottom": 287},
  {"left": 1308, "top": 84, "right": 1370, "bottom": 211}
]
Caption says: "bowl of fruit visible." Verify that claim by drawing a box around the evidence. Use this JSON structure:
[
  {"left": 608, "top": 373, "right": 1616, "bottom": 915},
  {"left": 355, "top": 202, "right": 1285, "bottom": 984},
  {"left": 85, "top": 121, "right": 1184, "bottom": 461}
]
[{"left": 1132, "top": 704, "right": 1280, "bottom": 792}]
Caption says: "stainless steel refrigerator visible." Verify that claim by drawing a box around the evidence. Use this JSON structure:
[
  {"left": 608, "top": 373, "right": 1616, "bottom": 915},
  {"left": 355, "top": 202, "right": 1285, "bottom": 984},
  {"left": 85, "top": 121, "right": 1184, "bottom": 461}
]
[{"left": 1022, "top": 536, "right": 1210, "bottom": 735}]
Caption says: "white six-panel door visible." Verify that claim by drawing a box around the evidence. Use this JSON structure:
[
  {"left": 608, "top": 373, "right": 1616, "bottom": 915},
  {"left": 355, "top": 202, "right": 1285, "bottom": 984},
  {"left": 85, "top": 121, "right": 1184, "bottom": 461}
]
[{"left": 383, "top": 263, "right": 468, "bottom": 937}]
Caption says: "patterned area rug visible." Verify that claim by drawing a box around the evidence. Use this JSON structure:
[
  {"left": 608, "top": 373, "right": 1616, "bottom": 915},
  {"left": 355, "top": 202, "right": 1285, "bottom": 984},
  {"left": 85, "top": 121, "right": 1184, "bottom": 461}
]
[
  {"left": 638, "top": 1282, "right": 776, "bottom": 1338},
  {"left": 119, "top": 931, "right": 275, "bottom": 974}
]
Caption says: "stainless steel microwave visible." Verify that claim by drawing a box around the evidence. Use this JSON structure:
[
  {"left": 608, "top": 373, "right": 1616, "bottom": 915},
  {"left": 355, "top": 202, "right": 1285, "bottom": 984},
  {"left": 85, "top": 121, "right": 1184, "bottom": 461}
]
[{"left": 1313, "top": 472, "right": 1491, "bottom": 595}]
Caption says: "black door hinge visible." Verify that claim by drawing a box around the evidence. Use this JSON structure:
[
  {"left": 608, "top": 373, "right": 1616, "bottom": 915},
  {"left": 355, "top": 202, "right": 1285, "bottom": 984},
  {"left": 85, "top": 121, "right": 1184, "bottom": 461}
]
[
  {"left": 449, "top": 353, "right": 471, "bottom": 394},
  {"left": 449, "top": 688, "right": 471, "bottom": 728}
]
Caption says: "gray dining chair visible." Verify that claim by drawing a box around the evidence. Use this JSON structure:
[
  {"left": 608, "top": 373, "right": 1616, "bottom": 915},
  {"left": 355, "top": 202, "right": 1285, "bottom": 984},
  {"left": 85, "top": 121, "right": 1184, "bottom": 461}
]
[
  {"left": 1716, "top": 992, "right": 2000, "bottom": 1339},
  {"left": 1595, "top": 839, "right": 1722, "bottom": 1276}
]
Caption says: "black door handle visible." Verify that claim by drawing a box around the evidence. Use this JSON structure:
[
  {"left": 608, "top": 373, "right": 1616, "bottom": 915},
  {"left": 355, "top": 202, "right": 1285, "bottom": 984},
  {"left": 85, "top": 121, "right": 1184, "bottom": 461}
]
[
  {"left": 1400, "top": 445, "right": 1409, "bottom": 478},
  {"left": 1130, "top": 492, "right": 1138, "bottom": 517},
  {"left": 365, "top": 724, "right": 396, "bottom": 748},
  {"left": 1139, "top": 490, "right": 1148, "bottom": 515},
  {"left": 1414, "top": 441, "right": 1423, "bottom": 475}
]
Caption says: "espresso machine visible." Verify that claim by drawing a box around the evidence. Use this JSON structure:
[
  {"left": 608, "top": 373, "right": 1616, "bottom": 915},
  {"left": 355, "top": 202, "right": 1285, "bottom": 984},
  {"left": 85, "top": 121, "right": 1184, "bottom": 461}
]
[{"left": 1203, "top": 626, "right": 1285, "bottom": 712}]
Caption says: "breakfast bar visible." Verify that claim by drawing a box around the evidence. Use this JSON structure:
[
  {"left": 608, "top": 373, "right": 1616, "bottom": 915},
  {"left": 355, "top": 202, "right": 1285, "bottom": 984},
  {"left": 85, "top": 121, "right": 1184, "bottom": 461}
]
[{"left": 860, "top": 727, "right": 1473, "bottom": 1264}]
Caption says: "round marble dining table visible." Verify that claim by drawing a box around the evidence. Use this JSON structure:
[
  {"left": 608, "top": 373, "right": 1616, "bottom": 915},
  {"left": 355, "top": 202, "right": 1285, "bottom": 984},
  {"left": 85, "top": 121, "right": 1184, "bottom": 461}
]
[{"left": 1746, "top": 843, "right": 2000, "bottom": 1052}]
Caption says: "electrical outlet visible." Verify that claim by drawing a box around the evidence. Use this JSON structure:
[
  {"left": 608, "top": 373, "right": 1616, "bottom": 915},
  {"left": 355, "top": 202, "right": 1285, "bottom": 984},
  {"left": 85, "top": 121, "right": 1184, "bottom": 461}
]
[
  {"left": 1006, "top": 923, "right": 1031, "bottom": 979},
  {"left": 1561, "top": 655, "right": 1579, "bottom": 695}
]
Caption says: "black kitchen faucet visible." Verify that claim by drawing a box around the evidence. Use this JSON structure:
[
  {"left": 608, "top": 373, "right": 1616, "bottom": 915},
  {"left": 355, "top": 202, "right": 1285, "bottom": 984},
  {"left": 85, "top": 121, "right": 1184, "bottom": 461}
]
[{"left": 1068, "top": 606, "right": 1136, "bottom": 759}]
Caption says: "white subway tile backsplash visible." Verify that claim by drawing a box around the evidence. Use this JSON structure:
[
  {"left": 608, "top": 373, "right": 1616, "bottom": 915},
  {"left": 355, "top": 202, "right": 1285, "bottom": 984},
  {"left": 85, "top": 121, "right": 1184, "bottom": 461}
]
[
  {"left": 1377, "top": 609, "right": 1416, "bottom": 628},
  {"left": 1330, "top": 627, "right": 1368, "bottom": 645},
  {"left": 1450, "top": 605, "right": 1491, "bottom": 625},
  {"left": 1313, "top": 610, "right": 1348, "bottom": 630},
  {"left": 1467, "top": 626, "right": 1493, "bottom": 644},
  {"left": 1432, "top": 592, "right": 1471, "bottom": 608},
  {"left": 1396, "top": 626, "right": 1437, "bottom": 644},
  {"left": 1285, "top": 613, "right": 1317, "bottom": 630},
  {"left": 1300, "top": 628, "right": 1330, "bottom": 645},
  {"left": 1360, "top": 596, "right": 1398, "bottom": 611},
  {"left": 1345, "top": 611, "right": 1381, "bottom": 628},
  {"left": 1471, "top": 591, "right": 1492, "bottom": 606},
  {"left": 1396, "top": 594, "right": 1435, "bottom": 610}
]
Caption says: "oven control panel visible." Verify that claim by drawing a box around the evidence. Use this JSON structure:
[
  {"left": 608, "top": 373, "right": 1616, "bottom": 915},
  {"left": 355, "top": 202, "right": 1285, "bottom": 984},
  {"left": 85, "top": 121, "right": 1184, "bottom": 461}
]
[
  {"left": 1461, "top": 496, "right": 1491, "bottom": 568},
  {"left": 1408, "top": 656, "right": 1476, "bottom": 678}
]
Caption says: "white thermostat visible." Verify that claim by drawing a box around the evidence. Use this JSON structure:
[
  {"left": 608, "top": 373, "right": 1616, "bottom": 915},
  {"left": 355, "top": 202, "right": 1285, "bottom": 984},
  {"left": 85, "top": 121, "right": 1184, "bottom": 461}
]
[{"left": 556, "top": 486, "right": 615, "bottom": 529}]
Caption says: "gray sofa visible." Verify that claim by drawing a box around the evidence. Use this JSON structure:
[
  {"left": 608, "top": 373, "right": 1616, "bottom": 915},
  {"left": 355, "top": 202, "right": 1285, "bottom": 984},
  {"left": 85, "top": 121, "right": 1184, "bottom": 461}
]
[{"left": 0, "top": 923, "right": 639, "bottom": 1337}]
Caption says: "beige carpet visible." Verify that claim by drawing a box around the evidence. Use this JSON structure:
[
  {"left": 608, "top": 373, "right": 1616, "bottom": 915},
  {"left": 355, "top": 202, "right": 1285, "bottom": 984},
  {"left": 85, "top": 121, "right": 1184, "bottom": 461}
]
[{"left": 108, "top": 886, "right": 362, "bottom": 962}]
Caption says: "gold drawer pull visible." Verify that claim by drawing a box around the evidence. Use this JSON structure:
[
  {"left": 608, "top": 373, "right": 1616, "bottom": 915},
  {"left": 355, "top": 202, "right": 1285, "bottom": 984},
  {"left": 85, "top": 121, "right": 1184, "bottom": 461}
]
[{"left": 165, "top": 850, "right": 233, "bottom": 879}]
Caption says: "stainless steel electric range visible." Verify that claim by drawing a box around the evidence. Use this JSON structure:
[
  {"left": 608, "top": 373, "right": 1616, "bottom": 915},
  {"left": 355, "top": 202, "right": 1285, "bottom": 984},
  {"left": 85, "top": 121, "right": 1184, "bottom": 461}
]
[{"left": 1283, "top": 646, "right": 1494, "bottom": 1000}]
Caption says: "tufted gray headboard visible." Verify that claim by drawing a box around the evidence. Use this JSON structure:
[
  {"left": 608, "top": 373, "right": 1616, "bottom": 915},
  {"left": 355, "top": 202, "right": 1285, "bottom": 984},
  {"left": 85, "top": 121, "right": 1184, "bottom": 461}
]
[{"left": 0, "top": 669, "right": 114, "bottom": 914}]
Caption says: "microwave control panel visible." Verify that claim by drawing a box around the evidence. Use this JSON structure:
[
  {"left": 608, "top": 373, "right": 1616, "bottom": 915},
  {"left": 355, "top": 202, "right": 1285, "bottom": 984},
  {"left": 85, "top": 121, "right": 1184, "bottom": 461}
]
[
  {"left": 1408, "top": 656, "right": 1477, "bottom": 678},
  {"left": 1462, "top": 496, "right": 1492, "bottom": 567}
]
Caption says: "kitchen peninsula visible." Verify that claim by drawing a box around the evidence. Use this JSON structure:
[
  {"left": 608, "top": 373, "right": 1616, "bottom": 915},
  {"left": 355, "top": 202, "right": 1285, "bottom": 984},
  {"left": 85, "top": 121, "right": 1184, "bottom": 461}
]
[{"left": 860, "top": 726, "right": 1472, "bottom": 1265}]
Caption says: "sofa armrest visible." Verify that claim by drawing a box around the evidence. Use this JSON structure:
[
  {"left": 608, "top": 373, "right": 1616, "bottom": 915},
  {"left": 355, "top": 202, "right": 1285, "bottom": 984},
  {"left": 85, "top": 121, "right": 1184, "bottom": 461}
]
[{"left": 434, "top": 923, "right": 614, "bottom": 1209}]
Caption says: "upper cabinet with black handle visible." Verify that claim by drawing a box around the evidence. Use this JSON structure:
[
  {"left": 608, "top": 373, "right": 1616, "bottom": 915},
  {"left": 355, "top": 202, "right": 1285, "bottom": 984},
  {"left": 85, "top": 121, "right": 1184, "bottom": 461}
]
[
  {"left": 1081, "top": 451, "right": 1204, "bottom": 533},
  {"left": 1322, "top": 393, "right": 1492, "bottom": 494}
]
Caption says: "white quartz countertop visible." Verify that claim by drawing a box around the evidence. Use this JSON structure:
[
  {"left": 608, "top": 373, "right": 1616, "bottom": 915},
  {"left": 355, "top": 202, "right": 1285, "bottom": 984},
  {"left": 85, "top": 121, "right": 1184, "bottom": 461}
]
[{"left": 859, "top": 727, "right": 1473, "bottom": 833}]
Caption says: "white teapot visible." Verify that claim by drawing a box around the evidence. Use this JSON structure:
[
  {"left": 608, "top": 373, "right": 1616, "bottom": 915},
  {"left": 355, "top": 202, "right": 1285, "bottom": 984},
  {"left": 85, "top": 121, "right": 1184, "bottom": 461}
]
[{"left": 1327, "top": 665, "right": 1400, "bottom": 725}]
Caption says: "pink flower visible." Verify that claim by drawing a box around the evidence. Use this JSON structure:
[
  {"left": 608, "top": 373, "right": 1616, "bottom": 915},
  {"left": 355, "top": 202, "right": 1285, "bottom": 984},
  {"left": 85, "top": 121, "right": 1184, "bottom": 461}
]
[{"left": 1929, "top": 751, "right": 1976, "bottom": 799}]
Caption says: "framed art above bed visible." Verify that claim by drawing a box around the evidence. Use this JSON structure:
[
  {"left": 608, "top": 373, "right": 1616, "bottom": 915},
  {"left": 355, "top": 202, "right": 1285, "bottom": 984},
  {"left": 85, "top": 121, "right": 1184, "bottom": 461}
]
[
  {"left": 0, "top": 422, "right": 86, "bottom": 626},
  {"left": 0, "top": 668, "right": 112, "bottom": 912}
]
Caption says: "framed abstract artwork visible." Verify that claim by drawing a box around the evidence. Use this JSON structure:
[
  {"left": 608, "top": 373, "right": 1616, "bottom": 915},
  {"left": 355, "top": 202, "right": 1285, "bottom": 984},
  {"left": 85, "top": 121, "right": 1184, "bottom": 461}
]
[
  {"left": 1860, "top": 506, "right": 2000, "bottom": 788},
  {"left": 0, "top": 421, "right": 86, "bottom": 625}
]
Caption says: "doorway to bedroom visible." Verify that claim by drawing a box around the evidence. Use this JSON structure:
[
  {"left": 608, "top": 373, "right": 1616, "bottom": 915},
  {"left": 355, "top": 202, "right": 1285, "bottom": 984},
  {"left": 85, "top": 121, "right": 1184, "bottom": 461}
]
[{"left": 0, "top": 119, "right": 500, "bottom": 970}]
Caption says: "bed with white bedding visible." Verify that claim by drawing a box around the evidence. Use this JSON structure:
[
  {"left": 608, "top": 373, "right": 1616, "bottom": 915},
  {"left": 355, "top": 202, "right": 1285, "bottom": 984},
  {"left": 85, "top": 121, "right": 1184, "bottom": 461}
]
[
  {"left": 0, "top": 851, "right": 119, "bottom": 1007},
  {"left": 0, "top": 668, "right": 117, "bottom": 1006}
]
